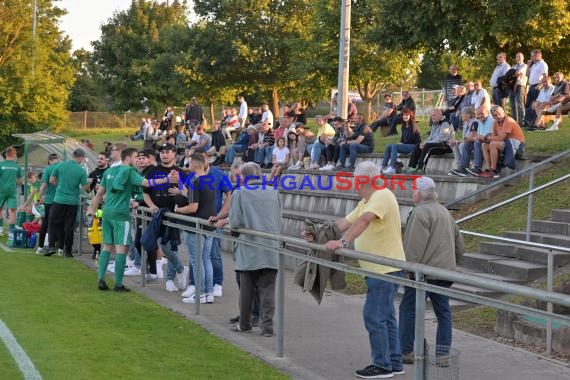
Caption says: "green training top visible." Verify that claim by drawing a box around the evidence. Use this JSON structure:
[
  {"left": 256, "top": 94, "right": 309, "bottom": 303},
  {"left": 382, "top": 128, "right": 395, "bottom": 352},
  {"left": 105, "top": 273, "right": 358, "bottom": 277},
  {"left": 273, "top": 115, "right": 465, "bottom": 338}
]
[
  {"left": 41, "top": 163, "right": 60, "bottom": 205},
  {"left": 101, "top": 165, "right": 144, "bottom": 222},
  {"left": 52, "top": 160, "right": 88, "bottom": 205},
  {"left": 0, "top": 160, "right": 23, "bottom": 194}
]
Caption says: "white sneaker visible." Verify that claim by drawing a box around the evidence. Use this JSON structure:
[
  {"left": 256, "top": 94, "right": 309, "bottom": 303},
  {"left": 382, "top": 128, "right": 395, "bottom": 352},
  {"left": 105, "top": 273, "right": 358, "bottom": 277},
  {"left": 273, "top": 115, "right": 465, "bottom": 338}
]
[
  {"left": 335, "top": 162, "right": 342, "bottom": 167},
  {"left": 206, "top": 294, "right": 214, "bottom": 303},
  {"left": 107, "top": 262, "right": 115, "bottom": 273},
  {"left": 181, "top": 285, "right": 195, "bottom": 298},
  {"left": 126, "top": 257, "right": 135, "bottom": 267},
  {"left": 213, "top": 284, "right": 223, "bottom": 297},
  {"left": 177, "top": 267, "right": 188, "bottom": 290},
  {"left": 156, "top": 260, "right": 164, "bottom": 279},
  {"left": 165, "top": 280, "right": 179, "bottom": 292},
  {"left": 57, "top": 249, "right": 64, "bottom": 256},
  {"left": 124, "top": 266, "right": 141, "bottom": 276},
  {"left": 309, "top": 163, "right": 320, "bottom": 169},
  {"left": 36, "top": 247, "right": 44, "bottom": 255},
  {"left": 319, "top": 164, "right": 334, "bottom": 171},
  {"left": 182, "top": 294, "right": 207, "bottom": 304},
  {"left": 546, "top": 123, "right": 559, "bottom": 131},
  {"left": 383, "top": 166, "right": 396, "bottom": 175}
]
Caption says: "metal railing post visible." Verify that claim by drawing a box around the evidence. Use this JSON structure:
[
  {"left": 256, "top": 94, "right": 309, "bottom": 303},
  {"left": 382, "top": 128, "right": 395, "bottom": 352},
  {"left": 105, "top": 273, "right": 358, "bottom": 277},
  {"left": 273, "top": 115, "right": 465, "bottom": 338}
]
[
  {"left": 546, "top": 249, "right": 553, "bottom": 355},
  {"left": 195, "top": 228, "right": 202, "bottom": 315},
  {"left": 526, "top": 169, "right": 535, "bottom": 241},
  {"left": 77, "top": 198, "right": 84, "bottom": 256},
  {"left": 276, "top": 241, "right": 285, "bottom": 358},
  {"left": 140, "top": 211, "right": 147, "bottom": 287},
  {"left": 414, "top": 271, "right": 426, "bottom": 380}
]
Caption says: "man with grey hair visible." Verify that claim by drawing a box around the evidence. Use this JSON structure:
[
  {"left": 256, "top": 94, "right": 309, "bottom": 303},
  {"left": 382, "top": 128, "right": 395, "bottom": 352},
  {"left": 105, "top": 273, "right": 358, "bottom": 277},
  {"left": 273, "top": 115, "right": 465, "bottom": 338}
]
[
  {"left": 229, "top": 162, "right": 281, "bottom": 337},
  {"left": 490, "top": 52, "right": 511, "bottom": 108},
  {"left": 315, "top": 161, "right": 406, "bottom": 378},
  {"left": 399, "top": 176, "right": 464, "bottom": 365}
]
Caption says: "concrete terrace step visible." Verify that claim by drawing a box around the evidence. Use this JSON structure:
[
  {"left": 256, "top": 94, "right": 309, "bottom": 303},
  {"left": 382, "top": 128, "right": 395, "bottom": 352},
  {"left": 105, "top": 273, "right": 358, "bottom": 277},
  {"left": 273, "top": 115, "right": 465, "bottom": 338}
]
[
  {"left": 532, "top": 220, "right": 570, "bottom": 236},
  {"left": 461, "top": 252, "right": 547, "bottom": 281},
  {"left": 503, "top": 231, "right": 570, "bottom": 248},
  {"left": 479, "top": 241, "right": 570, "bottom": 266},
  {"left": 551, "top": 209, "right": 570, "bottom": 223},
  {"left": 353, "top": 152, "right": 549, "bottom": 174},
  {"left": 456, "top": 266, "right": 527, "bottom": 284}
]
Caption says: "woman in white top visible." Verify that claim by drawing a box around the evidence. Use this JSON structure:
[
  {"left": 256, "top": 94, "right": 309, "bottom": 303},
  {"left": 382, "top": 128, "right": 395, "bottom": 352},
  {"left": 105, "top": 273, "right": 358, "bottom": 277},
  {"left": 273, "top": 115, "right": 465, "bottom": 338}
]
[
  {"left": 269, "top": 137, "right": 290, "bottom": 180},
  {"left": 532, "top": 75, "right": 555, "bottom": 130}
]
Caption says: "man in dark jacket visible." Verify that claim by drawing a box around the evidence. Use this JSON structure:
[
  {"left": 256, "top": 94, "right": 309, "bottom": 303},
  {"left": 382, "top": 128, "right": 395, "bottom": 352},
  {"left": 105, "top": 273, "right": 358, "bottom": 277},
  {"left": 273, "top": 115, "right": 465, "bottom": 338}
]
[{"left": 399, "top": 177, "right": 464, "bottom": 364}]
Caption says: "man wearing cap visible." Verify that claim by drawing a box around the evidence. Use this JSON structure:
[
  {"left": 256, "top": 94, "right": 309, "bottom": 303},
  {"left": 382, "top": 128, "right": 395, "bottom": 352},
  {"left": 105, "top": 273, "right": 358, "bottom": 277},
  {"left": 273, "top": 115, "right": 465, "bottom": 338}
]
[
  {"left": 45, "top": 149, "right": 91, "bottom": 257},
  {"left": 314, "top": 161, "right": 406, "bottom": 378},
  {"left": 143, "top": 143, "right": 188, "bottom": 292},
  {"left": 399, "top": 176, "right": 464, "bottom": 365}
]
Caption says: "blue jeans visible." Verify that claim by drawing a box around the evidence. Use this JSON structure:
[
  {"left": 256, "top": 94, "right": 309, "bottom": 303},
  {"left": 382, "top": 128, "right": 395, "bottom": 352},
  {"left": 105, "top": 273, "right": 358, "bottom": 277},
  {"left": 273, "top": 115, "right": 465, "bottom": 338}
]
[
  {"left": 128, "top": 242, "right": 141, "bottom": 268},
  {"left": 398, "top": 279, "right": 453, "bottom": 355},
  {"left": 310, "top": 141, "right": 326, "bottom": 162},
  {"left": 339, "top": 144, "right": 372, "bottom": 167},
  {"left": 382, "top": 144, "right": 414, "bottom": 168},
  {"left": 509, "top": 85, "right": 526, "bottom": 125},
  {"left": 185, "top": 231, "right": 214, "bottom": 294},
  {"left": 460, "top": 140, "right": 484, "bottom": 169},
  {"left": 189, "top": 230, "right": 223, "bottom": 286},
  {"left": 225, "top": 145, "right": 244, "bottom": 164},
  {"left": 264, "top": 146, "right": 274, "bottom": 165},
  {"left": 363, "top": 273, "right": 403, "bottom": 371},
  {"left": 254, "top": 146, "right": 266, "bottom": 164},
  {"left": 163, "top": 243, "right": 184, "bottom": 281}
]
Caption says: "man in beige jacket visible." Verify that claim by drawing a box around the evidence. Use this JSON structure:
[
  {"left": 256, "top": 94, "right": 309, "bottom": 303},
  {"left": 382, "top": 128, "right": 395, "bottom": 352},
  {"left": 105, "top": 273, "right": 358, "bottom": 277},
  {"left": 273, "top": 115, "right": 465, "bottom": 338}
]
[{"left": 398, "top": 176, "right": 464, "bottom": 365}]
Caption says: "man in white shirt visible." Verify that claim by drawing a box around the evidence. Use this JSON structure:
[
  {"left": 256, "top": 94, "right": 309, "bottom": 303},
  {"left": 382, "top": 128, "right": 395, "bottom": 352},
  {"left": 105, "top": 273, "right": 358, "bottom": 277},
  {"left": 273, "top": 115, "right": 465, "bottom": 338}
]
[
  {"left": 490, "top": 52, "right": 511, "bottom": 108},
  {"left": 524, "top": 49, "right": 548, "bottom": 127},
  {"left": 509, "top": 52, "right": 528, "bottom": 125},
  {"left": 471, "top": 80, "right": 491, "bottom": 111},
  {"left": 257, "top": 104, "right": 273, "bottom": 129},
  {"left": 238, "top": 95, "right": 248, "bottom": 130}
]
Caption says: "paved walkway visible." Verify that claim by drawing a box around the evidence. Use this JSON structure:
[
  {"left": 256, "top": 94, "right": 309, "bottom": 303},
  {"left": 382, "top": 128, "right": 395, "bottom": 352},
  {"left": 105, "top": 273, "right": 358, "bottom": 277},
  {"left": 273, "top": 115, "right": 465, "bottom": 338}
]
[{"left": 81, "top": 250, "right": 570, "bottom": 380}]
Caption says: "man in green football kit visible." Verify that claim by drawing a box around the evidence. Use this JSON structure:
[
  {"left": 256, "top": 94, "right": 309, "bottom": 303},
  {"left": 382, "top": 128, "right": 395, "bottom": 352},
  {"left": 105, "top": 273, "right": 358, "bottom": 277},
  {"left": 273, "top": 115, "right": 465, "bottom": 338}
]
[
  {"left": 45, "top": 149, "right": 91, "bottom": 257},
  {"left": 87, "top": 148, "right": 175, "bottom": 291},
  {"left": 0, "top": 147, "right": 24, "bottom": 235}
]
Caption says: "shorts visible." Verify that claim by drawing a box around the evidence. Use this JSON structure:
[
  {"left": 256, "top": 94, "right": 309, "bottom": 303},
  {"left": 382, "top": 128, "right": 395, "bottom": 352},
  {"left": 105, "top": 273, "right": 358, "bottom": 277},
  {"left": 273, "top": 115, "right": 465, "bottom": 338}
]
[
  {"left": 102, "top": 219, "right": 132, "bottom": 246},
  {"left": 508, "top": 138, "right": 521, "bottom": 155},
  {"left": 0, "top": 192, "right": 17, "bottom": 209}
]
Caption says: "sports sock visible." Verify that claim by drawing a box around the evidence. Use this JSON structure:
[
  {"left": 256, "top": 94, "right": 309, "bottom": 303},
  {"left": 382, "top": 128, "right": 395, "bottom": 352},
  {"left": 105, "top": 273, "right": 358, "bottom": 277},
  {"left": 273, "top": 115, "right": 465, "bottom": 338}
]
[
  {"left": 98, "top": 250, "right": 111, "bottom": 281},
  {"left": 0, "top": 219, "right": 3, "bottom": 231},
  {"left": 114, "top": 254, "right": 127, "bottom": 287}
]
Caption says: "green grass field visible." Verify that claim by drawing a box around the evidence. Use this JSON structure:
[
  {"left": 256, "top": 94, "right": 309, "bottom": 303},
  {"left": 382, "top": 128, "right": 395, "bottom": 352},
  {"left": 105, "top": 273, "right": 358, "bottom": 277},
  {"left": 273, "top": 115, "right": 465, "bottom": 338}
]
[{"left": 0, "top": 249, "right": 288, "bottom": 379}]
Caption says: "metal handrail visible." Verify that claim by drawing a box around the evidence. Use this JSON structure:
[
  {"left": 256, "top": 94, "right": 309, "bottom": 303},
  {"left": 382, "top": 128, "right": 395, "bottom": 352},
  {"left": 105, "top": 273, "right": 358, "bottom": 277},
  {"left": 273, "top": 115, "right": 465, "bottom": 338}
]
[
  {"left": 455, "top": 173, "right": 570, "bottom": 224},
  {"left": 125, "top": 206, "right": 570, "bottom": 380},
  {"left": 460, "top": 230, "right": 570, "bottom": 253},
  {"left": 445, "top": 148, "right": 570, "bottom": 208}
]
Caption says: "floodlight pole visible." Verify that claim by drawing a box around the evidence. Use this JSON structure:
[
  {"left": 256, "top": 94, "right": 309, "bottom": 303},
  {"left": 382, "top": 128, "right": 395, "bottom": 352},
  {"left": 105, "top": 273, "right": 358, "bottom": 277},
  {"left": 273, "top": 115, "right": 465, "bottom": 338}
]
[{"left": 336, "top": 0, "right": 351, "bottom": 119}]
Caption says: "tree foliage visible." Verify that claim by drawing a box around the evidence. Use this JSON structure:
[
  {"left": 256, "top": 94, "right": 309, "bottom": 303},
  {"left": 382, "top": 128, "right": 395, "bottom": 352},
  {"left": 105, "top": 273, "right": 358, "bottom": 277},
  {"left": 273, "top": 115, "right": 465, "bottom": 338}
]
[
  {"left": 92, "top": 0, "right": 191, "bottom": 115},
  {"left": 0, "top": 0, "right": 74, "bottom": 147},
  {"left": 309, "top": 0, "right": 421, "bottom": 120}
]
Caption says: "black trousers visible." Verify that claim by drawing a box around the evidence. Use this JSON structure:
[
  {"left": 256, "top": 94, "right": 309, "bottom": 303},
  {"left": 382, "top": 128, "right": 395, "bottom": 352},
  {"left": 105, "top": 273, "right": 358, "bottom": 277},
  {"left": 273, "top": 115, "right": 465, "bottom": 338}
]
[
  {"left": 48, "top": 203, "right": 78, "bottom": 254},
  {"left": 38, "top": 203, "right": 53, "bottom": 248},
  {"left": 239, "top": 269, "right": 277, "bottom": 334},
  {"left": 325, "top": 144, "right": 340, "bottom": 163},
  {"left": 134, "top": 219, "right": 157, "bottom": 274},
  {"left": 409, "top": 142, "right": 452, "bottom": 170}
]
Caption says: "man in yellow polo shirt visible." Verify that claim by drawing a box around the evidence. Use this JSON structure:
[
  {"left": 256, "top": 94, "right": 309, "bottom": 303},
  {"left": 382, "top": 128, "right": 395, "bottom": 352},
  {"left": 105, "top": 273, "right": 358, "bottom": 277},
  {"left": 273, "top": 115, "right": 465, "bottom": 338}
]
[
  {"left": 322, "top": 161, "right": 406, "bottom": 379},
  {"left": 309, "top": 115, "right": 336, "bottom": 169}
]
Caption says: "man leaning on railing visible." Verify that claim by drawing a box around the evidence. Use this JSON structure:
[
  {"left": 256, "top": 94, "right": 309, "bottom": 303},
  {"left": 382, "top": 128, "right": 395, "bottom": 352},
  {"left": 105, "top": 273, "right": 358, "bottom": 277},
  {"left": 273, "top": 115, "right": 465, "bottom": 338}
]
[
  {"left": 398, "top": 176, "right": 465, "bottom": 365},
  {"left": 306, "top": 161, "right": 407, "bottom": 379}
]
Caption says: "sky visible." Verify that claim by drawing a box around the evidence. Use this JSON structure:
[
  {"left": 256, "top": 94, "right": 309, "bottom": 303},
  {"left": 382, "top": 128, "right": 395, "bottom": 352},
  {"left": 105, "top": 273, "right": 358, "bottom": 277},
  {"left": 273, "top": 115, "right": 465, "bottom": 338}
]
[{"left": 58, "top": 0, "right": 133, "bottom": 51}]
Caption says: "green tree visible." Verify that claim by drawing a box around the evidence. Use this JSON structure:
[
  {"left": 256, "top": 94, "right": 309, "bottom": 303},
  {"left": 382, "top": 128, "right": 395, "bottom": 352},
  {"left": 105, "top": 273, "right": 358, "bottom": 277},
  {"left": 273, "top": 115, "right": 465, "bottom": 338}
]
[
  {"left": 309, "top": 0, "right": 421, "bottom": 120},
  {"left": 192, "top": 0, "right": 314, "bottom": 118},
  {"left": 68, "top": 49, "right": 109, "bottom": 111},
  {"left": 0, "top": 0, "right": 74, "bottom": 147},
  {"left": 92, "top": 0, "right": 191, "bottom": 115}
]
